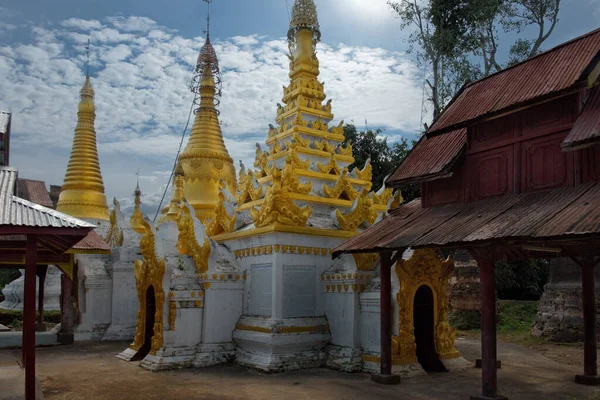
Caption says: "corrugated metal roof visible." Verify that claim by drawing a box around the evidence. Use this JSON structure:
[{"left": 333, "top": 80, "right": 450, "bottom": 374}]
[
  {"left": 0, "top": 111, "right": 10, "bottom": 134},
  {"left": 333, "top": 182, "right": 600, "bottom": 256},
  {"left": 0, "top": 167, "right": 94, "bottom": 229},
  {"left": 71, "top": 230, "right": 110, "bottom": 252},
  {"left": 563, "top": 85, "right": 600, "bottom": 150},
  {"left": 429, "top": 28, "right": 600, "bottom": 136},
  {"left": 386, "top": 128, "right": 466, "bottom": 187},
  {"left": 16, "top": 179, "right": 53, "bottom": 208}
]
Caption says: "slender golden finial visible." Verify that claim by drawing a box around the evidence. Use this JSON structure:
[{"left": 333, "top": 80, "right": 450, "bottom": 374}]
[
  {"left": 130, "top": 171, "right": 146, "bottom": 234},
  {"left": 85, "top": 38, "right": 90, "bottom": 77},
  {"left": 203, "top": 0, "right": 212, "bottom": 40}
]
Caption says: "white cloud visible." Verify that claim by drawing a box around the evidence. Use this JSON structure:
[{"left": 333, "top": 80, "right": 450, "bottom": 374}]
[
  {"left": 61, "top": 18, "right": 104, "bottom": 31},
  {"left": 0, "top": 16, "right": 423, "bottom": 216},
  {"left": 107, "top": 16, "right": 158, "bottom": 32}
]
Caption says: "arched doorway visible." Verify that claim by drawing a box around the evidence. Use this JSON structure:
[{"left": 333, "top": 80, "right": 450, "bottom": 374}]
[
  {"left": 413, "top": 285, "right": 446, "bottom": 372},
  {"left": 132, "top": 285, "right": 156, "bottom": 361}
]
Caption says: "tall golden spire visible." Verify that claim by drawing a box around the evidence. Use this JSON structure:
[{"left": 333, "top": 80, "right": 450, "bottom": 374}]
[
  {"left": 56, "top": 68, "right": 109, "bottom": 221},
  {"left": 179, "top": 3, "right": 236, "bottom": 223},
  {"left": 130, "top": 171, "right": 146, "bottom": 234}
]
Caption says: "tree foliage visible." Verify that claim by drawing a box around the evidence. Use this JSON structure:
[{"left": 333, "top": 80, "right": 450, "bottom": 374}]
[
  {"left": 0, "top": 269, "right": 20, "bottom": 291},
  {"left": 343, "top": 124, "right": 420, "bottom": 203},
  {"left": 388, "top": 0, "right": 561, "bottom": 115},
  {"left": 495, "top": 259, "right": 549, "bottom": 300}
]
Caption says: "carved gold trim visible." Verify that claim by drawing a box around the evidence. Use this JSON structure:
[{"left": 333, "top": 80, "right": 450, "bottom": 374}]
[
  {"left": 234, "top": 245, "right": 330, "bottom": 258},
  {"left": 212, "top": 223, "right": 358, "bottom": 241},
  {"left": 393, "top": 249, "right": 461, "bottom": 364},
  {"left": 131, "top": 218, "right": 166, "bottom": 355}
]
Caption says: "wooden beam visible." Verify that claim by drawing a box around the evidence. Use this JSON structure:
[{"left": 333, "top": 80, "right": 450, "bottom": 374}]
[
  {"left": 574, "top": 255, "right": 600, "bottom": 385},
  {"left": 371, "top": 251, "right": 401, "bottom": 385},
  {"left": 37, "top": 266, "right": 48, "bottom": 326},
  {"left": 23, "top": 235, "right": 37, "bottom": 400},
  {"left": 470, "top": 250, "right": 507, "bottom": 400}
]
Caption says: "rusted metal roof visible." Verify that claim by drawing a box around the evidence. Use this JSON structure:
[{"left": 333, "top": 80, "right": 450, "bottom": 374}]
[
  {"left": 386, "top": 128, "right": 466, "bottom": 187},
  {"left": 70, "top": 230, "right": 110, "bottom": 253},
  {"left": 429, "top": 28, "right": 600, "bottom": 136},
  {"left": 563, "top": 85, "right": 600, "bottom": 150},
  {"left": 16, "top": 179, "right": 53, "bottom": 208},
  {"left": 333, "top": 182, "right": 600, "bottom": 257}
]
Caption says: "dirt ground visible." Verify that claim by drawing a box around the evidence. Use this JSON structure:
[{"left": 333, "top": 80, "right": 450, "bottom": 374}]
[{"left": 1, "top": 338, "right": 599, "bottom": 400}]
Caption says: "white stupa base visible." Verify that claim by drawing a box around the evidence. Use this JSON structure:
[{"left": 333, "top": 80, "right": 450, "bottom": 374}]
[
  {"left": 193, "top": 342, "right": 236, "bottom": 367},
  {"left": 325, "top": 344, "right": 363, "bottom": 372},
  {"left": 233, "top": 316, "right": 330, "bottom": 372},
  {"left": 101, "top": 323, "right": 136, "bottom": 341}
]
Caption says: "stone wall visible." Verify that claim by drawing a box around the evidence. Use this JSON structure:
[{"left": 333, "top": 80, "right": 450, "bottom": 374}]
[{"left": 532, "top": 258, "right": 600, "bottom": 342}]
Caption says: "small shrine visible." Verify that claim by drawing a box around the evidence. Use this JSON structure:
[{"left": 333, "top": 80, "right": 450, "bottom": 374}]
[{"left": 118, "top": 0, "right": 464, "bottom": 376}]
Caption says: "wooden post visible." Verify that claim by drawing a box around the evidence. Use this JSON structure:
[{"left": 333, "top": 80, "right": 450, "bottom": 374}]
[
  {"left": 575, "top": 256, "right": 600, "bottom": 385},
  {"left": 371, "top": 251, "right": 401, "bottom": 385},
  {"left": 37, "top": 265, "right": 48, "bottom": 328},
  {"left": 24, "top": 235, "right": 37, "bottom": 400},
  {"left": 58, "top": 272, "right": 75, "bottom": 345},
  {"left": 471, "top": 252, "right": 507, "bottom": 400}
]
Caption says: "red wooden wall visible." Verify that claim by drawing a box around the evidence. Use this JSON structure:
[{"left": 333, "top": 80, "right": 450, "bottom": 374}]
[{"left": 422, "top": 92, "right": 599, "bottom": 208}]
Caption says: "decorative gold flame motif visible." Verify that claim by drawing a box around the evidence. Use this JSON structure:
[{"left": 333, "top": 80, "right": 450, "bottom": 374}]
[{"left": 56, "top": 74, "right": 109, "bottom": 220}]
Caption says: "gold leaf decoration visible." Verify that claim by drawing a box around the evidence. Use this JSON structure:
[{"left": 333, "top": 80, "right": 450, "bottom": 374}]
[
  {"left": 323, "top": 168, "right": 359, "bottom": 201},
  {"left": 250, "top": 167, "right": 312, "bottom": 228},
  {"left": 336, "top": 190, "right": 378, "bottom": 231}
]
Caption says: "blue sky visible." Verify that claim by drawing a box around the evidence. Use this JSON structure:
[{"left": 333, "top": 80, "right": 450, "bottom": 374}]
[{"left": 0, "top": 0, "right": 598, "bottom": 215}]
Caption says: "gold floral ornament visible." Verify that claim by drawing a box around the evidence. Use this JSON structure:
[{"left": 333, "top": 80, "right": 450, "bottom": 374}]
[
  {"left": 236, "top": 161, "right": 263, "bottom": 205},
  {"left": 250, "top": 166, "right": 312, "bottom": 228},
  {"left": 254, "top": 144, "right": 269, "bottom": 178},
  {"left": 283, "top": 157, "right": 312, "bottom": 194},
  {"left": 336, "top": 189, "right": 378, "bottom": 231},
  {"left": 105, "top": 197, "right": 124, "bottom": 247},
  {"left": 393, "top": 249, "right": 460, "bottom": 363},
  {"left": 131, "top": 216, "right": 166, "bottom": 355},
  {"left": 389, "top": 189, "right": 404, "bottom": 209},
  {"left": 355, "top": 157, "right": 372, "bottom": 182},
  {"left": 313, "top": 138, "right": 335, "bottom": 154},
  {"left": 288, "top": 142, "right": 311, "bottom": 169},
  {"left": 372, "top": 185, "right": 395, "bottom": 206},
  {"left": 323, "top": 168, "right": 359, "bottom": 201},
  {"left": 337, "top": 139, "right": 353, "bottom": 157},
  {"left": 206, "top": 186, "right": 236, "bottom": 236},
  {"left": 352, "top": 253, "right": 380, "bottom": 271},
  {"left": 268, "top": 123, "right": 278, "bottom": 138},
  {"left": 292, "top": 131, "right": 311, "bottom": 147},
  {"left": 329, "top": 121, "right": 344, "bottom": 136},
  {"left": 177, "top": 202, "right": 211, "bottom": 275},
  {"left": 317, "top": 156, "right": 341, "bottom": 175}
]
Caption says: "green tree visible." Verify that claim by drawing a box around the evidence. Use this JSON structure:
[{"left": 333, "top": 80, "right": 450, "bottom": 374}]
[
  {"left": 495, "top": 259, "right": 549, "bottom": 300},
  {"left": 343, "top": 124, "right": 420, "bottom": 203},
  {"left": 388, "top": 0, "right": 561, "bottom": 113}
]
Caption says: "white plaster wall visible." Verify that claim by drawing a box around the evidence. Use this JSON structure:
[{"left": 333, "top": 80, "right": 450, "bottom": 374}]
[
  {"left": 76, "top": 254, "right": 113, "bottom": 330},
  {"left": 325, "top": 292, "right": 360, "bottom": 348},
  {"left": 359, "top": 292, "right": 380, "bottom": 353},
  {"left": 175, "top": 307, "right": 203, "bottom": 347},
  {"left": 202, "top": 284, "right": 244, "bottom": 344}
]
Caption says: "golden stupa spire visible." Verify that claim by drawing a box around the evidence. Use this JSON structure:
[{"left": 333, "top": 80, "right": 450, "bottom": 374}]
[
  {"left": 130, "top": 170, "right": 146, "bottom": 234},
  {"left": 56, "top": 46, "right": 109, "bottom": 221},
  {"left": 178, "top": 1, "right": 236, "bottom": 223},
  {"left": 162, "top": 163, "right": 185, "bottom": 222}
]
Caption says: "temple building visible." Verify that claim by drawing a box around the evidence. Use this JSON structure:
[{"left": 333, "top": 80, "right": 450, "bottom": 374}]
[
  {"left": 119, "top": 0, "right": 466, "bottom": 376},
  {"left": 53, "top": 70, "right": 143, "bottom": 341}
]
